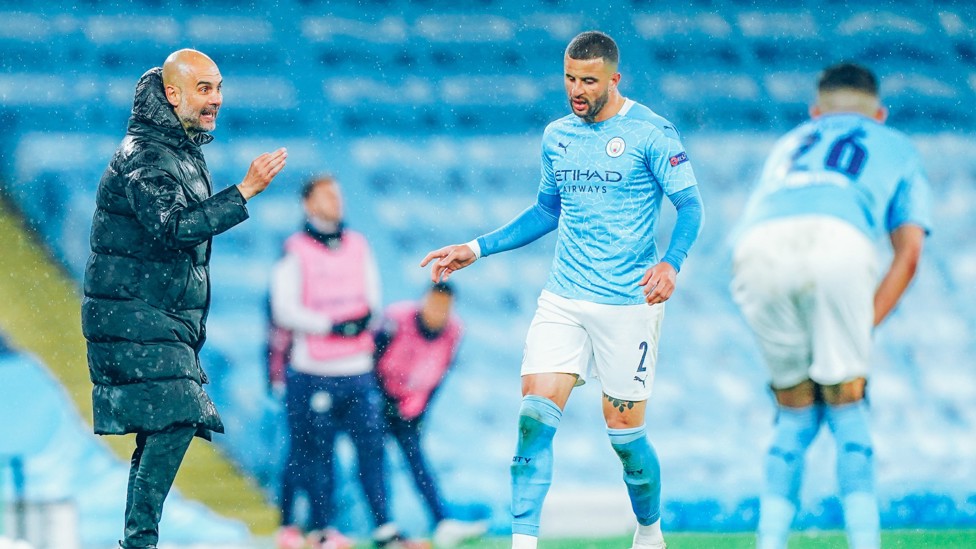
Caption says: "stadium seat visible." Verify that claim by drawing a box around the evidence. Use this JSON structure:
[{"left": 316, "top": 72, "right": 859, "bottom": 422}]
[
  {"left": 633, "top": 12, "right": 745, "bottom": 70},
  {"left": 632, "top": 11, "right": 733, "bottom": 41},
  {"left": 413, "top": 14, "right": 522, "bottom": 74},
  {"left": 300, "top": 15, "right": 412, "bottom": 75},
  {"left": 762, "top": 70, "right": 820, "bottom": 128},
  {"left": 0, "top": 11, "right": 79, "bottom": 72},
  {"left": 827, "top": 10, "right": 947, "bottom": 71},
  {"left": 881, "top": 72, "right": 971, "bottom": 130},
  {"left": 938, "top": 10, "right": 976, "bottom": 66},
  {"left": 653, "top": 71, "right": 768, "bottom": 130},
  {"left": 215, "top": 75, "right": 303, "bottom": 134},
  {"left": 82, "top": 14, "right": 181, "bottom": 73},
  {"left": 737, "top": 10, "right": 832, "bottom": 71}
]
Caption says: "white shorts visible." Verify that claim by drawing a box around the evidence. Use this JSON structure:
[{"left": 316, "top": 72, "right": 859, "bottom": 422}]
[
  {"left": 521, "top": 290, "right": 665, "bottom": 401},
  {"left": 731, "top": 216, "right": 881, "bottom": 389}
]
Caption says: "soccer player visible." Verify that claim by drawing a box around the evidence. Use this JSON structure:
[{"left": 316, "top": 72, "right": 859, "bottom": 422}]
[
  {"left": 421, "top": 31, "right": 704, "bottom": 549},
  {"left": 730, "top": 63, "right": 930, "bottom": 549}
]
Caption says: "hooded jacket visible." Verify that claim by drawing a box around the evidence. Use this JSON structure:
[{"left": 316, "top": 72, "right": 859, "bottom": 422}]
[{"left": 82, "top": 67, "right": 248, "bottom": 437}]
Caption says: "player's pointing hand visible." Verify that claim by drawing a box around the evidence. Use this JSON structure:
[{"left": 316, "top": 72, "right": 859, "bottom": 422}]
[
  {"left": 420, "top": 244, "right": 478, "bottom": 282},
  {"left": 639, "top": 261, "right": 677, "bottom": 305}
]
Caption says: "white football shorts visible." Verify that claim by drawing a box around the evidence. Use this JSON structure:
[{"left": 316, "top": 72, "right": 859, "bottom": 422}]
[
  {"left": 521, "top": 290, "right": 665, "bottom": 401},
  {"left": 731, "top": 215, "right": 881, "bottom": 389}
]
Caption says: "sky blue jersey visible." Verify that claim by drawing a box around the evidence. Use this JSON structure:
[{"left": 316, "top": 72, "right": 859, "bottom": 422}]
[
  {"left": 736, "top": 113, "right": 932, "bottom": 241},
  {"left": 540, "top": 99, "right": 699, "bottom": 305}
]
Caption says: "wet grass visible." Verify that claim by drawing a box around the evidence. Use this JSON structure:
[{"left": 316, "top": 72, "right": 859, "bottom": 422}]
[{"left": 442, "top": 529, "right": 976, "bottom": 548}]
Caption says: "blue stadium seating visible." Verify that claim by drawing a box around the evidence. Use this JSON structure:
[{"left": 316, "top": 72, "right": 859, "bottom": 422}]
[
  {"left": 0, "top": 344, "right": 251, "bottom": 547},
  {"left": 1, "top": 0, "right": 975, "bottom": 542}
]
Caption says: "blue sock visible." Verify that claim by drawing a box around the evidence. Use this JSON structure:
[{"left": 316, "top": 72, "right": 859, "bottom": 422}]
[
  {"left": 759, "top": 404, "right": 822, "bottom": 549},
  {"left": 510, "top": 395, "right": 562, "bottom": 537},
  {"left": 608, "top": 425, "right": 661, "bottom": 526},
  {"left": 825, "top": 401, "right": 879, "bottom": 549}
]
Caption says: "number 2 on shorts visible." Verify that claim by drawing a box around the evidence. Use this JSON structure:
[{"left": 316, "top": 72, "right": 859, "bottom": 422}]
[{"left": 636, "top": 341, "right": 648, "bottom": 373}]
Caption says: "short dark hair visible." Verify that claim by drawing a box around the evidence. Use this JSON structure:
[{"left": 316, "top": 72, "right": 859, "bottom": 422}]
[
  {"left": 566, "top": 31, "right": 619, "bottom": 65},
  {"left": 430, "top": 281, "right": 455, "bottom": 297},
  {"left": 817, "top": 63, "right": 879, "bottom": 96},
  {"left": 301, "top": 174, "right": 337, "bottom": 199}
]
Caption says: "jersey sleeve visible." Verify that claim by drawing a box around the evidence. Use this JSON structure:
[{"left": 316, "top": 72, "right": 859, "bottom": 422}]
[
  {"left": 476, "top": 191, "right": 560, "bottom": 257},
  {"left": 643, "top": 125, "right": 698, "bottom": 195},
  {"left": 538, "top": 124, "right": 558, "bottom": 195},
  {"left": 661, "top": 185, "right": 704, "bottom": 272},
  {"left": 124, "top": 161, "right": 249, "bottom": 250},
  {"left": 885, "top": 152, "right": 932, "bottom": 235}
]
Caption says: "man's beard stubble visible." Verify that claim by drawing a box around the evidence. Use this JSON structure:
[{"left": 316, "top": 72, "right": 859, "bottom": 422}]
[
  {"left": 574, "top": 88, "right": 610, "bottom": 124},
  {"left": 176, "top": 102, "right": 217, "bottom": 135}
]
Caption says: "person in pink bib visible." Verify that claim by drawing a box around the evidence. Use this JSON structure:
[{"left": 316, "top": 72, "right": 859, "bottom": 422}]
[
  {"left": 373, "top": 282, "right": 488, "bottom": 548},
  {"left": 269, "top": 174, "right": 420, "bottom": 549}
]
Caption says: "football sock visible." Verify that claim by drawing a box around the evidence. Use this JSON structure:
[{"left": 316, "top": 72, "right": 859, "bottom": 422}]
[
  {"left": 759, "top": 404, "right": 821, "bottom": 549},
  {"left": 825, "top": 401, "right": 879, "bottom": 549},
  {"left": 758, "top": 495, "right": 796, "bottom": 549},
  {"left": 510, "top": 395, "right": 562, "bottom": 537},
  {"left": 511, "top": 533, "right": 538, "bottom": 549},
  {"left": 608, "top": 426, "right": 662, "bottom": 529},
  {"left": 632, "top": 518, "right": 664, "bottom": 547}
]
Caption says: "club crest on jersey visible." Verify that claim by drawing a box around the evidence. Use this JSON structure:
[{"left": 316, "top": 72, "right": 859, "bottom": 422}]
[
  {"left": 606, "top": 137, "right": 626, "bottom": 158},
  {"left": 669, "top": 151, "right": 689, "bottom": 167}
]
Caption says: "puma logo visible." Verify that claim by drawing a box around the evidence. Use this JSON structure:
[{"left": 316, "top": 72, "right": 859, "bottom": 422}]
[
  {"left": 557, "top": 141, "right": 571, "bottom": 152},
  {"left": 634, "top": 375, "right": 647, "bottom": 388}
]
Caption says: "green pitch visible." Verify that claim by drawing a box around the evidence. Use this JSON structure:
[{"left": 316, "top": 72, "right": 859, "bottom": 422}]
[{"left": 459, "top": 529, "right": 976, "bottom": 548}]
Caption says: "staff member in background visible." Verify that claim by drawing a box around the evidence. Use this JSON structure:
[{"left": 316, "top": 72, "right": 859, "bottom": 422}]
[
  {"left": 373, "top": 282, "right": 489, "bottom": 548},
  {"left": 270, "top": 174, "right": 420, "bottom": 549}
]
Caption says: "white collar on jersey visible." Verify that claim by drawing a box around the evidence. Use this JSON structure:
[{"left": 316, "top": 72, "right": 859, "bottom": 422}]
[{"left": 618, "top": 98, "right": 635, "bottom": 117}]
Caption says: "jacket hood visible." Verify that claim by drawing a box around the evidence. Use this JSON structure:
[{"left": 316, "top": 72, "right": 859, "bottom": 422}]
[{"left": 129, "top": 67, "right": 213, "bottom": 146}]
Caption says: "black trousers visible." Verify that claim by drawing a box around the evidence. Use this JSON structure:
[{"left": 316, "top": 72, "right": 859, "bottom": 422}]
[
  {"left": 121, "top": 425, "right": 196, "bottom": 549},
  {"left": 384, "top": 402, "right": 447, "bottom": 524},
  {"left": 279, "top": 370, "right": 390, "bottom": 530}
]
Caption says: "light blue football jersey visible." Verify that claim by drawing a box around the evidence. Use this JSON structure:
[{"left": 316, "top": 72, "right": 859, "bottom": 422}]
[
  {"left": 540, "top": 99, "right": 698, "bottom": 305},
  {"left": 736, "top": 113, "right": 931, "bottom": 241}
]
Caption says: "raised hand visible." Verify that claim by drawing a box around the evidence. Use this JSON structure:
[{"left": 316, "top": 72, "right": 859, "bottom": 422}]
[
  {"left": 237, "top": 147, "right": 288, "bottom": 200},
  {"left": 639, "top": 261, "right": 677, "bottom": 305},
  {"left": 420, "top": 244, "right": 478, "bottom": 282}
]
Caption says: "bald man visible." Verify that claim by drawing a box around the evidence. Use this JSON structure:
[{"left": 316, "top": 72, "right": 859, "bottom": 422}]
[{"left": 82, "top": 49, "right": 286, "bottom": 549}]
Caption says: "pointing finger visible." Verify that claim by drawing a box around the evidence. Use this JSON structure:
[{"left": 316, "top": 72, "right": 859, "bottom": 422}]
[{"left": 420, "top": 250, "right": 444, "bottom": 268}]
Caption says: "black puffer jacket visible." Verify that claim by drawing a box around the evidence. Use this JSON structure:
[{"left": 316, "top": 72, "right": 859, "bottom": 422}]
[{"left": 82, "top": 67, "right": 248, "bottom": 437}]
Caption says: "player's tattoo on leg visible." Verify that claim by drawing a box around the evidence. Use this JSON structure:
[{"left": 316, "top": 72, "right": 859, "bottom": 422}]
[{"left": 605, "top": 393, "right": 636, "bottom": 413}]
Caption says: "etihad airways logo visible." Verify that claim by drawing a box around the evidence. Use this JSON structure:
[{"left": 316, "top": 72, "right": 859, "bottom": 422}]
[
  {"left": 563, "top": 184, "right": 608, "bottom": 193},
  {"left": 554, "top": 169, "right": 621, "bottom": 191}
]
